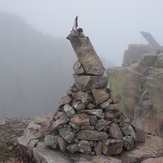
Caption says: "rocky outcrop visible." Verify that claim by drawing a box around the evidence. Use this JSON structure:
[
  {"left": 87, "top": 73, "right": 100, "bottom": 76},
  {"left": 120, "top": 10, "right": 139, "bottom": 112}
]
[
  {"left": 123, "top": 44, "right": 163, "bottom": 66},
  {"left": 108, "top": 50, "right": 163, "bottom": 137}
]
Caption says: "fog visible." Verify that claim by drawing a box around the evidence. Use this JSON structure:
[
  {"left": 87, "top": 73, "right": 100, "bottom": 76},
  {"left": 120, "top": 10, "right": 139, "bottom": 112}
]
[{"left": 0, "top": 0, "right": 163, "bottom": 117}]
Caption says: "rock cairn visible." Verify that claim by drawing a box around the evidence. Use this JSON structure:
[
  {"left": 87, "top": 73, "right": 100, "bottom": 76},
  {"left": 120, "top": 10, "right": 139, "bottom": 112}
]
[{"left": 46, "top": 29, "right": 145, "bottom": 156}]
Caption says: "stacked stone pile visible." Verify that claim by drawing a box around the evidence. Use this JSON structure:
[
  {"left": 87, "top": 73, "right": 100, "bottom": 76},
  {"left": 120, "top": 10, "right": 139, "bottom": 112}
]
[{"left": 45, "top": 29, "right": 145, "bottom": 156}]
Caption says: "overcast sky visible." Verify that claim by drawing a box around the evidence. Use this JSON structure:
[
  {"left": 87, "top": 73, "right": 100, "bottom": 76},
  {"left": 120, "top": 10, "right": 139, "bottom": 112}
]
[{"left": 0, "top": 0, "right": 163, "bottom": 66}]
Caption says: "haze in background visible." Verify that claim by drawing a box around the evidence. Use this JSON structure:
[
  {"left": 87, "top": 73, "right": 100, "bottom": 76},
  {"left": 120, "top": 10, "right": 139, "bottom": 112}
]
[
  {"left": 0, "top": 0, "right": 163, "bottom": 66},
  {"left": 0, "top": 0, "right": 163, "bottom": 117}
]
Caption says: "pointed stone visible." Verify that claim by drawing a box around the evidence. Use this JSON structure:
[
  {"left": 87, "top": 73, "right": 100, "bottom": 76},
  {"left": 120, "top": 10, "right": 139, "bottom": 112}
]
[
  {"left": 67, "top": 34, "right": 105, "bottom": 76},
  {"left": 91, "top": 88, "right": 110, "bottom": 105}
]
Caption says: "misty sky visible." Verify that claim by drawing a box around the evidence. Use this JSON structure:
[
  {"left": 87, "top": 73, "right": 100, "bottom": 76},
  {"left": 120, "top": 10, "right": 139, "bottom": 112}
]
[{"left": 0, "top": 0, "right": 163, "bottom": 66}]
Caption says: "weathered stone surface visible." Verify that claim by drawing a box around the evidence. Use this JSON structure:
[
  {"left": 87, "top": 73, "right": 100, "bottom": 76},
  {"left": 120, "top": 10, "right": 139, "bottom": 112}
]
[
  {"left": 100, "top": 99, "right": 112, "bottom": 108},
  {"left": 63, "top": 104, "right": 76, "bottom": 118},
  {"left": 86, "top": 103, "right": 96, "bottom": 109},
  {"left": 121, "top": 124, "right": 137, "bottom": 141},
  {"left": 50, "top": 114, "right": 69, "bottom": 132},
  {"left": 90, "top": 116, "right": 98, "bottom": 126},
  {"left": 67, "top": 143, "right": 80, "bottom": 153},
  {"left": 122, "top": 136, "right": 134, "bottom": 151},
  {"left": 44, "top": 135, "right": 58, "bottom": 149},
  {"left": 59, "top": 94, "right": 72, "bottom": 106},
  {"left": 104, "top": 111, "right": 115, "bottom": 120},
  {"left": 75, "top": 91, "right": 88, "bottom": 103},
  {"left": 70, "top": 114, "right": 90, "bottom": 126},
  {"left": 105, "top": 104, "right": 119, "bottom": 112},
  {"left": 81, "top": 109, "right": 104, "bottom": 118},
  {"left": 110, "top": 91, "right": 121, "bottom": 104},
  {"left": 95, "top": 119, "right": 111, "bottom": 131},
  {"left": 109, "top": 123, "right": 123, "bottom": 139},
  {"left": 139, "top": 54, "right": 158, "bottom": 67},
  {"left": 67, "top": 33, "right": 105, "bottom": 76},
  {"left": 33, "top": 148, "right": 71, "bottom": 163},
  {"left": 81, "top": 126, "right": 94, "bottom": 130},
  {"left": 73, "top": 61, "right": 85, "bottom": 74},
  {"left": 132, "top": 125, "right": 145, "bottom": 143},
  {"left": 77, "top": 130, "right": 109, "bottom": 140},
  {"left": 73, "top": 74, "right": 108, "bottom": 91},
  {"left": 91, "top": 88, "right": 110, "bottom": 105},
  {"left": 59, "top": 128, "right": 75, "bottom": 143},
  {"left": 102, "top": 139, "right": 123, "bottom": 155},
  {"left": 74, "top": 103, "right": 85, "bottom": 110},
  {"left": 78, "top": 140, "right": 92, "bottom": 154},
  {"left": 94, "top": 141, "right": 102, "bottom": 155},
  {"left": 155, "top": 52, "right": 163, "bottom": 68},
  {"left": 57, "top": 136, "right": 67, "bottom": 152},
  {"left": 142, "top": 157, "right": 163, "bottom": 163}
]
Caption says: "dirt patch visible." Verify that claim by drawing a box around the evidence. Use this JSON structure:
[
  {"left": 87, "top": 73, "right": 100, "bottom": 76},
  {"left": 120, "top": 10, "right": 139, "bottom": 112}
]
[{"left": 0, "top": 117, "right": 31, "bottom": 162}]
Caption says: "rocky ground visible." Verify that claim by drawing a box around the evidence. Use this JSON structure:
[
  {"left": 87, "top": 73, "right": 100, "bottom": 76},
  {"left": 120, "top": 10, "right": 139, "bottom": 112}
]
[{"left": 0, "top": 117, "right": 31, "bottom": 163}]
